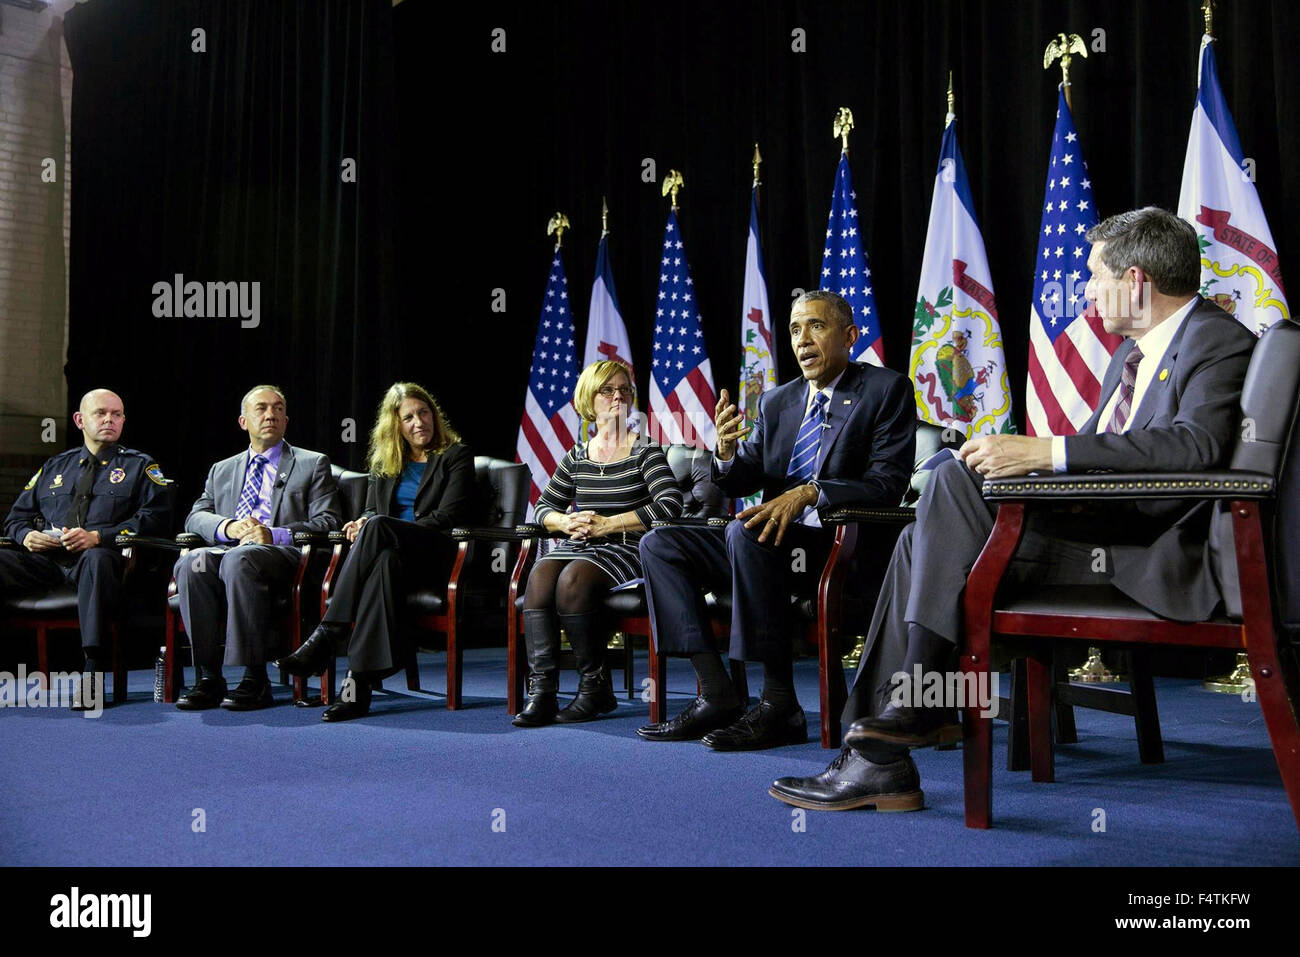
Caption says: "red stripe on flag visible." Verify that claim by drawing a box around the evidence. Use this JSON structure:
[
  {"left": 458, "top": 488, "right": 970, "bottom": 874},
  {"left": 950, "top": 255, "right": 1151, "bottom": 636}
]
[
  {"left": 685, "top": 367, "right": 716, "bottom": 414},
  {"left": 519, "top": 411, "right": 558, "bottom": 479},
  {"left": 663, "top": 389, "right": 691, "bottom": 446},
  {"left": 1052, "top": 330, "right": 1102, "bottom": 408},
  {"left": 1027, "top": 345, "right": 1071, "bottom": 436},
  {"left": 549, "top": 411, "right": 575, "bottom": 452}
]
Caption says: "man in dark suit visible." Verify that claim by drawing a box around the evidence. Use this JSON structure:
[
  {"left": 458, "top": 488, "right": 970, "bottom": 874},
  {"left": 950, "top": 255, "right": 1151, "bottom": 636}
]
[
  {"left": 770, "top": 207, "right": 1259, "bottom": 811},
  {"left": 174, "top": 385, "right": 340, "bottom": 711},
  {"left": 637, "top": 290, "right": 915, "bottom": 750}
]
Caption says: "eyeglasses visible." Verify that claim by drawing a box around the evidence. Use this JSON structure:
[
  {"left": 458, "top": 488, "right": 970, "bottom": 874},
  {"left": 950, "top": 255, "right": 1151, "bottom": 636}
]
[{"left": 597, "top": 386, "right": 635, "bottom": 399}]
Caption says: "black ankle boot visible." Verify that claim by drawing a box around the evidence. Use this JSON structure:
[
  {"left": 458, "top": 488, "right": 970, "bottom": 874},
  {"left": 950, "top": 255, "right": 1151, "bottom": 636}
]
[
  {"left": 513, "top": 609, "right": 560, "bottom": 727},
  {"left": 555, "top": 612, "right": 617, "bottom": 723},
  {"left": 277, "top": 620, "right": 345, "bottom": 677}
]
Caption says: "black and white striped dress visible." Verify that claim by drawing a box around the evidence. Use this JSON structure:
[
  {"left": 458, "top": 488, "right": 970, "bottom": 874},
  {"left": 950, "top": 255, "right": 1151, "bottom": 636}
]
[{"left": 533, "top": 442, "right": 683, "bottom": 585}]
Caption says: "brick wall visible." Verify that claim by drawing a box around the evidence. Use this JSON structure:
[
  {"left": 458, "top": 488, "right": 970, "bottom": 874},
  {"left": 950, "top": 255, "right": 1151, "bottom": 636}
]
[{"left": 0, "top": 1, "right": 74, "bottom": 512}]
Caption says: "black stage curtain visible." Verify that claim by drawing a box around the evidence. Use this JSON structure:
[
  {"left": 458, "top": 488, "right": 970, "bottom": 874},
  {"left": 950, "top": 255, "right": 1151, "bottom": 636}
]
[
  {"left": 58, "top": 0, "right": 1299, "bottom": 497},
  {"left": 394, "top": 0, "right": 1298, "bottom": 459},
  {"left": 63, "top": 0, "right": 398, "bottom": 508}
]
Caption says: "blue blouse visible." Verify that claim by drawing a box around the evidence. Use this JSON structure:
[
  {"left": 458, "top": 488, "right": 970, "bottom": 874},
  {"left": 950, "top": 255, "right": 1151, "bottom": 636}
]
[{"left": 395, "top": 461, "right": 426, "bottom": 522}]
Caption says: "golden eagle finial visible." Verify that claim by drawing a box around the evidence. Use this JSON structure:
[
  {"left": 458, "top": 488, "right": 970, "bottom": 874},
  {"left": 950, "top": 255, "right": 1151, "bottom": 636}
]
[
  {"left": 832, "top": 107, "right": 854, "bottom": 154},
  {"left": 546, "top": 212, "right": 570, "bottom": 247},
  {"left": 661, "top": 170, "right": 684, "bottom": 211}
]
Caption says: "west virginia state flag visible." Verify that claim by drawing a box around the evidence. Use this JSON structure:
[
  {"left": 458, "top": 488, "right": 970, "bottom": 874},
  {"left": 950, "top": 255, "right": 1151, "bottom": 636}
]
[
  {"left": 1178, "top": 34, "right": 1288, "bottom": 335},
  {"left": 910, "top": 116, "right": 1014, "bottom": 436}
]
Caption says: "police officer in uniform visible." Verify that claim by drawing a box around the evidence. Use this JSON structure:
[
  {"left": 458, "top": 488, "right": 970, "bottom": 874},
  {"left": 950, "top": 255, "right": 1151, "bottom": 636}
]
[{"left": 1, "top": 389, "right": 172, "bottom": 704}]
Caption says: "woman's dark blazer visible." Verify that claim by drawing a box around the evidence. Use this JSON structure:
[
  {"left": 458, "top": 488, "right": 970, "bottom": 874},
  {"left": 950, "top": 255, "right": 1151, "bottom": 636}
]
[{"left": 360, "top": 443, "right": 477, "bottom": 530}]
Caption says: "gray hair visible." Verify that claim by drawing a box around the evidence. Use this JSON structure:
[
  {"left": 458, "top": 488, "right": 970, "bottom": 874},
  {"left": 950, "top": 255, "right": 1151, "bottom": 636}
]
[
  {"left": 791, "top": 289, "right": 854, "bottom": 328},
  {"left": 240, "top": 384, "right": 287, "bottom": 415},
  {"left": 1085, "top": 207, "right": 1200, "bottom": 297}
]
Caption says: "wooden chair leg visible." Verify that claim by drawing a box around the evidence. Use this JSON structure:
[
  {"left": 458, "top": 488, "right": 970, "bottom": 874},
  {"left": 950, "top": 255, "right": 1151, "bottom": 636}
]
[
  {"left": 1026, "top": 654, "right": 1055, "bottom": 783},
  {"left": 1051, "top": 645, "right": 1078, "bottom": 744},
  {"left": 649, "top": 636, "right": 665, "bottom": 725},
  {"left": 507, "top": 610, "right": 524, "bottom": 715},
  {"left": 1006, "top": 659, "right": 1030, "bottom": 772},
  {"left": 111, "top": 624, "right": 127, "bottom": 704},
  {"left": 1129, "top": 651, "right": 1164, "bottom": 765},
  {"left": 36, "top": 625, "right": 50, "bottom": 691},
  {"left": 321, "top": 660, "right": 335, "bottom": 706},
  {"left": 444, "top": 625, "right": 459, "bottom": 709},
  {"left": 623, "top": 640, "right": 634, "bottom": 700},
  {"left": 729, "top": 659, "right": 749, "bottom": 707}
]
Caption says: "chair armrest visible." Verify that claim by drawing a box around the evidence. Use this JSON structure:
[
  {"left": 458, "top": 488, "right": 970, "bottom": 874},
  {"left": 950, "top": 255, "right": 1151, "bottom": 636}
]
[
  {"left": 113, "top": 533, "right": 190, "bottom": 551},
  {"left": 451, "top": 525, "right": 530, "bottom": 542},
  {"left": 292, "top": 530, "right": 341, "bottom": 546},
  {"left": 0, "top": 537, "right": 16, "bottom": 549},
  {"left": 649, "top": 516, "right": 731, "bottom": 529},
  {"left": 514, "top": 523, "right": 552, "bottom": 539},
  {"left": 176, "top": 533, "right": 204, "bottom": 547},
  {"left": 821, "top": 505, "right": 918, "bottom": 526},
  {"left": 981, "top": 470, "right": 1275, "bottom": 502}
]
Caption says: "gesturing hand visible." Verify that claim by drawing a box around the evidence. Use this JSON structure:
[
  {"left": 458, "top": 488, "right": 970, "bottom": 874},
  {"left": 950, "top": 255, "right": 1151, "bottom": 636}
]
[
  {"left": 736, "top": 484, "right": 817, "bottom": 548},
  {"left": 714, "top": 388, "right": 751, "bottom": 461}
]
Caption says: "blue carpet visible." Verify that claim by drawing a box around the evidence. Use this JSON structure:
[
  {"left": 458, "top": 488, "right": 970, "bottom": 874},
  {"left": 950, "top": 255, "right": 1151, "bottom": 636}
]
[{"left": 0, "top": 650, "right": 1295, "bottom": 866}]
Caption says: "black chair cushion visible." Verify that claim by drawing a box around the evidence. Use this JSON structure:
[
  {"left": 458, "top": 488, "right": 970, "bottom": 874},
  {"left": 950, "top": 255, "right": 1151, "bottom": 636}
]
[
  {"left": 405, "top": 589, "right": 446, "bottom": 616},
  {"left": 4, "top": 584, "right": 79, "bottom": 615}
]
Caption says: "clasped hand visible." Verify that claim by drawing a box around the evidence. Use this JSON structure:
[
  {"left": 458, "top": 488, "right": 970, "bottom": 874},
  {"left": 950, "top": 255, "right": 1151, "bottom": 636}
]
[
  {"left": 24, "top": 527, "right": 100, "bottom": 553},
  {"left": 226, "top": 516, "right": 272, "bottom": 546},
  {"left": 558, "top": 510, "right": 612, "bottom": 542},
  {"left": 958, "top": 434, "right": 1053, "bottom": 479},
  {"left": 343, "top": 517, "right": 367, "bottom": 543}
]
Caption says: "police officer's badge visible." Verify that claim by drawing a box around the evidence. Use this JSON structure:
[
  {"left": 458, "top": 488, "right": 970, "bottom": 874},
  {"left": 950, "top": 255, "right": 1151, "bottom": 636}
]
[
  {"left": 51, "top": 473, "right": 64, "bottom": 488},
  {"left": 110, "top": 468, "right": 127, "bottom": 484},
  {"left": 145, "top": 463, "right": 169, "bottom": 486}
]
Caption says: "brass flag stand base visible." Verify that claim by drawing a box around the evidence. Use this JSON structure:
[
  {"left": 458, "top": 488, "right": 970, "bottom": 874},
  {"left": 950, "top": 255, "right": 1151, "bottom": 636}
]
[
  {"left": 841, "top": 636, "right": 867, "bottom": 671},
  {"left": 1069, "top": 646, "right": 1124, "bottom": 683},
  {"left": 1204, "top": 653, "right": 1254, "bottom": 695}
]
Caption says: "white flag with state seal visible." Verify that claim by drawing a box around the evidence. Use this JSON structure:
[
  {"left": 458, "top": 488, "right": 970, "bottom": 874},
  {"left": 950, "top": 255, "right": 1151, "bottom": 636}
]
[
  {"left": 910, "top": 114, "right": 1015, "bottom": 437},
  {"left": 1178, "top": 33, "right": 1288, "bottom": 335},
  {"left": 583, "top": 228, "right": 641, "bottom": 433}
]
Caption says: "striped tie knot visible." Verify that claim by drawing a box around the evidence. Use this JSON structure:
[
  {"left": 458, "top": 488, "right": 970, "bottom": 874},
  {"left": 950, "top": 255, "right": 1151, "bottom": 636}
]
[
  {"left": 235, "top": 453, "right": 269, "bottom": 520},
  {"left": 1104, "top": 344, "right": 1144, "bottom": 434}
]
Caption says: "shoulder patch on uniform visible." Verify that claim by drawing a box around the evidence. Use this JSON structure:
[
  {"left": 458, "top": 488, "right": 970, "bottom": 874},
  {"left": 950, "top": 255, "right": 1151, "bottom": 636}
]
[
  {"left": 24, "top": 468, "right": 42, "bottom": 490},
  {"left": 145, "top": 463, "right": 170, "bottom": 486}
]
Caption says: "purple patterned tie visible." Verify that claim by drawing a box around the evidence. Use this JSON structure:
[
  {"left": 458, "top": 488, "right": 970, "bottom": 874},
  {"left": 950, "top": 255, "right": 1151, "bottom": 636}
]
[
  {"left": 235, "top": 454, "right": 268, "bottom": 519},
  {"left": 1104, "top": 344, "right": 1144, "bottom": 434}
]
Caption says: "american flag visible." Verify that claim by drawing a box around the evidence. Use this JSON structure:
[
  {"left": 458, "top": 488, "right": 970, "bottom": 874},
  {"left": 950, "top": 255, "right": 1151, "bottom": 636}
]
[
  {"left": 516, "top": 247, "right": 581, "bottom": 509},
  {"left": 1026, "top": 88, "right": 1123, "bottom": 437},
  {"left": 646, "top": 210, "right": 716, "bottom": 449},
  {"left": 820, "top": 153, "right": 884, "bottom": 365}
]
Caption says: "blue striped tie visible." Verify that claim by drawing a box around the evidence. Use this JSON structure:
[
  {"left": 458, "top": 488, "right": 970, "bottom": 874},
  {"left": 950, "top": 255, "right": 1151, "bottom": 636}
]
[
  {"left": 786, "top": 391, "right": 828, "bottom": 481},
  {"left": 235, "top": 454, "right": 268, "bottom": 519}
]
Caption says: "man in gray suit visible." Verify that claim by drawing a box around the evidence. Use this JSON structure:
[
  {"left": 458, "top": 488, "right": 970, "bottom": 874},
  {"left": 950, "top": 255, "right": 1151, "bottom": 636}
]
[
  {"left": 175, "top": 385, "right": 340, "bottom": 711},
  {"left": 770, "top": 207, "right": 1258, "bottom": 811}
]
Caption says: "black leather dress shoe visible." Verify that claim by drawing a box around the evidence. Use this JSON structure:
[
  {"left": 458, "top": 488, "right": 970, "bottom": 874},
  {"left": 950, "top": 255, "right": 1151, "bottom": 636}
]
[
  {"left": 323, "top": 672, "right": 372, "bottom": 722},
  {"left": 769, "top": 748, "right": 924, "bottom": 812},
  {"left": 275, "top": 623, "right": 343, "bottom": 678},
  {"left": 701, "top": 699, "right": 807, "bottom": 751},
  {"left": 845, "top": 703, "right": 961, "bottom": 750},
  {"left": 176, "top": 676, "right": 228, "bottom": 711},
  {"left": 220, "top": 678, "right": 274, "bottom": 711},
  {"left": 636, "top": 696, "right": 742, "bottom": 741}
]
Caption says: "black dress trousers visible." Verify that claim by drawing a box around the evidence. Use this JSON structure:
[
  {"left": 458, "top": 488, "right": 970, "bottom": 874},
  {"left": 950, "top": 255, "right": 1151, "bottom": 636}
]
[{"left": 322, "top": 515, "right": 455, "bottom": 674}]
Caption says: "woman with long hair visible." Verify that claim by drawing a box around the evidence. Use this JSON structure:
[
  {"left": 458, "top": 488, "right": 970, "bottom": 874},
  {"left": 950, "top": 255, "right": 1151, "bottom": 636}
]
[
  {"left": 515, "top": 360, "right": 682, "bottom": 727},
  {"left": 278, "top": 382, "right": 475, "bottom": 720}
]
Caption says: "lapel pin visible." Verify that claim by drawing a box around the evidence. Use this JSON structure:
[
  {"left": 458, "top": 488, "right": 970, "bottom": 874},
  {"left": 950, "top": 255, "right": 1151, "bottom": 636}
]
[
  {"left": 1159, "top": 368, "right": 1169, "bottom": 381},
  {"left": 842, "top": 398, "right": 852, "bottom": 404}
]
